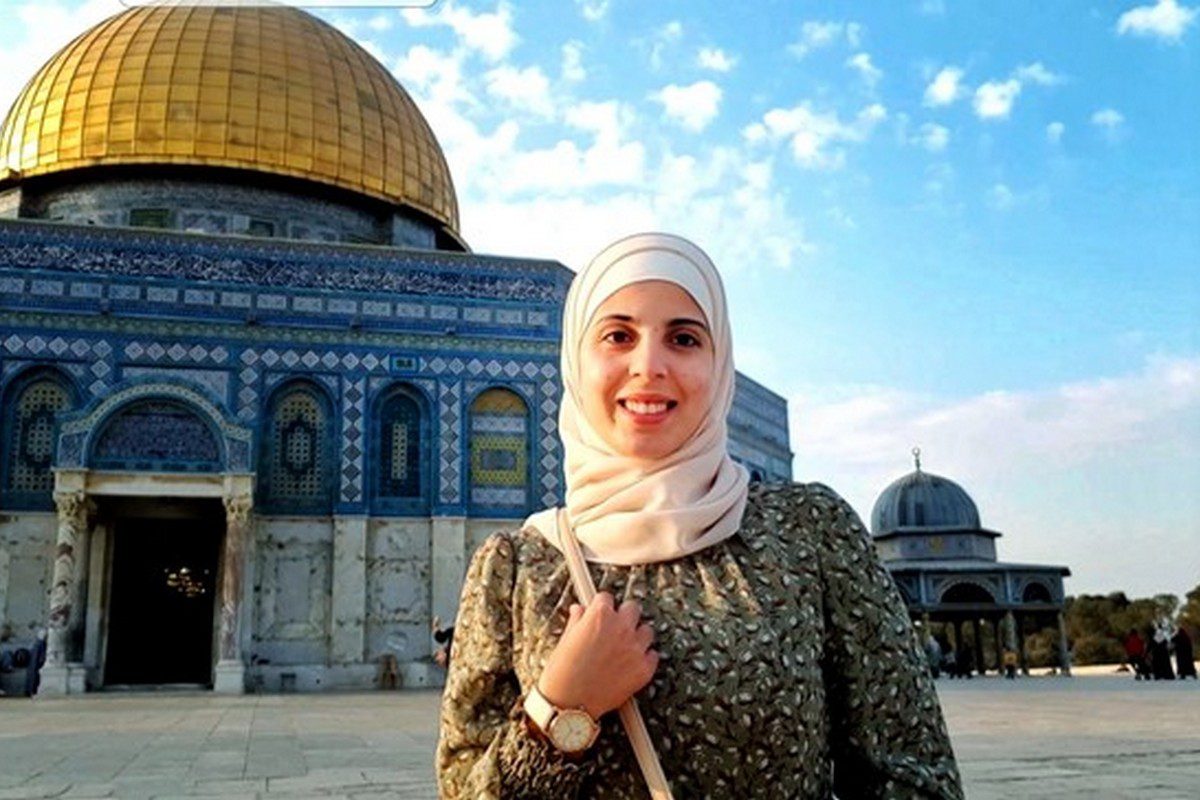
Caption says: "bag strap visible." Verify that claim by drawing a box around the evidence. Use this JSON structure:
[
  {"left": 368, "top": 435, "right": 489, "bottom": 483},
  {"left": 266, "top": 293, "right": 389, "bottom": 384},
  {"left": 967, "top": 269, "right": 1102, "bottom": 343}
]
[{"left": 555, "top": 509, "right": 675, "bottom": 800}]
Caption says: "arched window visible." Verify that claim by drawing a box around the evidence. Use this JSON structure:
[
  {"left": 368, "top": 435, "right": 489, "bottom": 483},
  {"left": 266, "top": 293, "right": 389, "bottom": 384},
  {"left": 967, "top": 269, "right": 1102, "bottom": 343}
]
[
  {"left": 469, "top": 388, "right": 530, "bottom": 514},
  {"left": 259, "top": 384, "right": 332, "bottom": 513},
  {"left": 2, "top": 374, "right": 73, "bottom": 508},
  {"left": 1022, "top": 582, "right": 1053, "bottom": 604},
  {"left": 940, "top": 582, "right": 996, "bottom": 605},
  {"left": 375, "top": 386, "right": 428, "bottom": 512}
]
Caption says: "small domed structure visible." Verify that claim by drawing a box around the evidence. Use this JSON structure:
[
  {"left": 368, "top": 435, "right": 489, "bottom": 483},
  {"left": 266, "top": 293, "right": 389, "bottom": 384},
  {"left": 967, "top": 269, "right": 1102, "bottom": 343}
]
[
  {"left": 870, "top": 467, "right": 981, "bottom": 535},
  {"left": 869, "top": 449, "right": 1071, "bottom": 677}
]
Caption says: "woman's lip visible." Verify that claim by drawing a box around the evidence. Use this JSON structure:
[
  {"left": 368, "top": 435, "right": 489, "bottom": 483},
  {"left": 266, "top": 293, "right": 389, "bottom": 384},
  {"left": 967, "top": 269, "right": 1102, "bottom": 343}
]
[{"left": 618, "top": 399, "right": 675, "bottom": 423}]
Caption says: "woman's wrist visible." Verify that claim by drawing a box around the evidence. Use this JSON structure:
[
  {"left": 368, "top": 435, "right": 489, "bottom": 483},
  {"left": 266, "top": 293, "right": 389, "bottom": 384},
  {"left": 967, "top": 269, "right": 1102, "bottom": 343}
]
[{"left": 536, "top": 673, "right": 605, "bottom": 720}]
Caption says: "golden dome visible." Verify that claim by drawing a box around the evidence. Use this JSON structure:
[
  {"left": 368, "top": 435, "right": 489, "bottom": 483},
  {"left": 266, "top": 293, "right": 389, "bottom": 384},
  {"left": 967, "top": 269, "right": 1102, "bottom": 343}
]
[{"left": 0, "top": 4, "right": 460, "bottom": 238}]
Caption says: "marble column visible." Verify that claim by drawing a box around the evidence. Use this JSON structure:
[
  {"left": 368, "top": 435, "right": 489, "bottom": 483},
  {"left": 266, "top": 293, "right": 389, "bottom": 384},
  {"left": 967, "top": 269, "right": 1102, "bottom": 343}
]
[
  {"left": 41, "top": 490, "right": 93, "bottom": 694},
  {"left": 1056, "top": 611, "right": 1073, "bottom": 676},
  {"left": 1016, "top": 613, "right": 1029, "bottom": 675},
  {"left": 972, "top": 619, "right": 985, "bottom": 676},
  {"left": 993, "top": 618, "right": 1004, "bottom": 671},
  {"left": 331, "top": 516, "right": 368, "bottom": 665},
  {"left": 214, "top": 492, "right": 252, "bottom": 693}
]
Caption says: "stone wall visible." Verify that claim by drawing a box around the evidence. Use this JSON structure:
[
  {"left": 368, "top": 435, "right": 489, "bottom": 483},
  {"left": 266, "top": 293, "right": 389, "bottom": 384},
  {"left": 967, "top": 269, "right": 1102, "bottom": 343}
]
[
  {"left": 365, "top": 517, "right": 431, "bottom": 664},
  {"left": 252, "top": 517, "right": 334, "bottom": 668},
  {"left": 0, "top": 512, "right": 54, "bottom": 638},
  {"left": 20, "top": 174, "right": 437, "bottom": 247}
]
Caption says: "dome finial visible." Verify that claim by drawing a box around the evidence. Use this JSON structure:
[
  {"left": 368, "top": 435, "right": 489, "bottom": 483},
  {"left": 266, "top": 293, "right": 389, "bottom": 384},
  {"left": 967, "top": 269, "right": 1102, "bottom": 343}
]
[{"left": 912, "top": 446, "right": 922, "bottom": 472}]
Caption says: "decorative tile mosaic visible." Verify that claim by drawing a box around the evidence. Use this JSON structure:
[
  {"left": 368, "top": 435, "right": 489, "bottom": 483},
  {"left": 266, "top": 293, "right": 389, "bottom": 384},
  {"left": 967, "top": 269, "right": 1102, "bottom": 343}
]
[
  {"left": 340, "top": 376, "right": 366, "bottom": 504},
  {"left": 438, "top": 380, "right": 462, "bottom": 505}
]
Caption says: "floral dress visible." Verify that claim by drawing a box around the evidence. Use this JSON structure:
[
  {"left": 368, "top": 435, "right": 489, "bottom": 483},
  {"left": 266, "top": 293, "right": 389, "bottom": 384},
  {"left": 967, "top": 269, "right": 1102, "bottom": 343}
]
[{"left": 436, "top": 482, "right": 964, "bottom": 799}]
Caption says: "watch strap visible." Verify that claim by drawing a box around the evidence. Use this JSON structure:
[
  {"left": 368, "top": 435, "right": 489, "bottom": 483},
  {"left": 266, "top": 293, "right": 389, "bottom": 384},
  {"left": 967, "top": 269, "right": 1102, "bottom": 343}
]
[{"left": 522, "top": 685, "right": 558, "bottom": 733}]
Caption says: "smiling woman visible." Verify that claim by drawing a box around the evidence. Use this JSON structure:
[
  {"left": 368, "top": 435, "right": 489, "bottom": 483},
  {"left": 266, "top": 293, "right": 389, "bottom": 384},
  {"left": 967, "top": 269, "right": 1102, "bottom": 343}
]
[{"left": 436, "top": 233, "right": 964, "bottom": 799}]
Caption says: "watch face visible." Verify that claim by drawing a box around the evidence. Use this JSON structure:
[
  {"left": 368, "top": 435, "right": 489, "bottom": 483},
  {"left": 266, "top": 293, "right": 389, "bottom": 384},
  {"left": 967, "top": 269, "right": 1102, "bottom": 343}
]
[{"left": 549, "top": 709, "right": 595, "bottom": 752}]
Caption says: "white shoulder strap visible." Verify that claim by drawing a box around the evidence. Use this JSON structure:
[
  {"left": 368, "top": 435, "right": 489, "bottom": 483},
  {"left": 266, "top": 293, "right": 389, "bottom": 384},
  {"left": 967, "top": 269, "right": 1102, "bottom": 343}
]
[{"left": 555, "top": 509, "right": 675, "bottom": 800}]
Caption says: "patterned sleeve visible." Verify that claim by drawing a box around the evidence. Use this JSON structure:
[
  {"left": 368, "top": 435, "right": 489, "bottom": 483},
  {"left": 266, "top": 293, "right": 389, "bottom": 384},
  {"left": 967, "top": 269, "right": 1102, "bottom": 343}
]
[
  {"left": 806, "top": 485, "right": 965, "bottom": 800},
  {"left": 436, "top": 532, "right": 596, "bottom": 800}
]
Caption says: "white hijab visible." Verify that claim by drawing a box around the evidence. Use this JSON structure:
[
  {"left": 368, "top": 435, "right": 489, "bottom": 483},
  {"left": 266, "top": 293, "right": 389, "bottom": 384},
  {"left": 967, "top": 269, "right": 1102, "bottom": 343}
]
[{"left": 526, "top": 233, "right": 749, "bottom": 565}]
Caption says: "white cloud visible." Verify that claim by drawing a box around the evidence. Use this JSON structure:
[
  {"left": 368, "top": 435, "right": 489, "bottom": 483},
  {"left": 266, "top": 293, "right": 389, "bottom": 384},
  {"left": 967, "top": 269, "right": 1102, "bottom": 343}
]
[
  {"left": 484, "top": 65, "right": 554, "bottom": 119},
  {"left": 987, "top": 183, "right": 1015, "bottom": 210},
  {"left": 561, "top": 41, "right": 586, "bottom": 82},
  {"left": 916, "top": 122, "right": 950, "bottom": 152},
  {"left": 645, "top": 20, "right": 685, "bottom": 70},
  {"left": 973, "top": 79, "right": 1022, "bottom": 120},
  {"left": 697, "top": 47, "right": 737, "bottom": 72},
  {"left": 394, "top": 44, "right": 476, "bottom": 107},
  {"left": 651, "top": 81, "right": 723, "bottom": 132},
  {"left": 923, "top": 66, "right": 965, "bottom": 106},
  {"left": 402, "top": 0, "right": 517, "bottom": 63},
  {"left": 0, "top": 0, "right": 127, "bottom": 122},
  {"left": 1014, "top": 61, "right": 1065, "bottom": 86},
  {"left": 1117, "top": 0, "right": 1198, "bottom": 42},
  {"left": 846, "top": 52, "right": 883, "bottom": 86},
  {"left": 1091, "top": 108, "right": 1126, "bottom": 141},
  {"left": 575, "top": 0, "right": 610, "bottom": 23},
  {"left": 367, "top": 13, "right": 394, "bottom": 32},
  {"left": 746, "top": 102, "right": 887, "bottom": 169},
  {"left": 1047, "top": 121, "right": 1065, "bottom": 144},
  {"left": 788, "top": 20, "right": 863, "bottom": 58}
]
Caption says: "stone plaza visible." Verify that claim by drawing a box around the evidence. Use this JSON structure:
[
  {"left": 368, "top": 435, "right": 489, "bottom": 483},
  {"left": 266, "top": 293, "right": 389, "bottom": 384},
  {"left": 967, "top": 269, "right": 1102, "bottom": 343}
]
[{"left": 0, "top": 675, "right": 1196, "bottom": 799}]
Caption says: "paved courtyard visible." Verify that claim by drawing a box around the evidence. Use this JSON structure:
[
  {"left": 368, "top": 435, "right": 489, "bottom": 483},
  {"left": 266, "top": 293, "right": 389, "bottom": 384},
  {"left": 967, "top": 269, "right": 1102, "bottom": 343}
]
[{"left": 0, "top": 676, "right": 1196, "bottom": 799}]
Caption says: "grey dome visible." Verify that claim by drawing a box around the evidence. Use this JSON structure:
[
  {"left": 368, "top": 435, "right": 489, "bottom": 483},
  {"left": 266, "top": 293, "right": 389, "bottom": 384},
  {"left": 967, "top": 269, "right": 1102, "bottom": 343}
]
[{"left": 870, "top": 469, "right": 981, "bottom": 536}]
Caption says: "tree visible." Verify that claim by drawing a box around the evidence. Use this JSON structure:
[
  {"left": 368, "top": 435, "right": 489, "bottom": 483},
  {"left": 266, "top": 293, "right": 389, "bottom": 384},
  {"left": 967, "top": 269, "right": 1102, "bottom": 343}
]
[{"left": 1178, "top": 584, "right": 1200, "bottom": 638}]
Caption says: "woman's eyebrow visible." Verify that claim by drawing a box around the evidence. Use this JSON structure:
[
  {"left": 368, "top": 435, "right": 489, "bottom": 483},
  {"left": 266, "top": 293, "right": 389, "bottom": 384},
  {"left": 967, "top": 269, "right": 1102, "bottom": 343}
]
[{"left": 594, "top": 313, "right": 708, "bottom": 330}]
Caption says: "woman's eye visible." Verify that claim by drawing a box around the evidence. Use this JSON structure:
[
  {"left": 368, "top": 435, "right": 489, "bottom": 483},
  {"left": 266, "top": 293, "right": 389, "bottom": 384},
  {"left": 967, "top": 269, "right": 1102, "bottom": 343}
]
[
  {"left": 673, "top": 331, "right": 702, "bottom": 347},
  {"left": 602, "top": 330, "right": 633, "bottom": 344}
]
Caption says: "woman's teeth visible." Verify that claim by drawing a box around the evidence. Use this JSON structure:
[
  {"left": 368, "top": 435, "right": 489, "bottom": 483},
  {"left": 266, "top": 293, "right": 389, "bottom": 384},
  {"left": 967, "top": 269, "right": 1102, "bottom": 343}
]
[{"left": 624, "top": 400, "right": 669, "bottom": 414}]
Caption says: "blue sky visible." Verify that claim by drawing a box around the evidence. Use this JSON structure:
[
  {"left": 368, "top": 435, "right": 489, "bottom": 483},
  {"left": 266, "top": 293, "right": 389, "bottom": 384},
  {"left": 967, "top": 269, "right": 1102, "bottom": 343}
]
[{"left": 1, "top": 0, "right": 1197, "bottom": 599}]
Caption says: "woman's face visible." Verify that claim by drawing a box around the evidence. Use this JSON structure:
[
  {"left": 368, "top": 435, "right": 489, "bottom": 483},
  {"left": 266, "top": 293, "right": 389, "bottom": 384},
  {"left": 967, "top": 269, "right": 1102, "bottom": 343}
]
[{"left": 579, "top": 280, "right": 715, "bottom": 460}]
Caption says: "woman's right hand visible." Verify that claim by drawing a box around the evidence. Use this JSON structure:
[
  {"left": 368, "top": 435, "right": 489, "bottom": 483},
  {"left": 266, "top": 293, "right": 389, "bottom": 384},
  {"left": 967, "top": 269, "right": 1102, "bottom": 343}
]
[{"left": 536, "top": 592, "right": 658, "bottom": 720}]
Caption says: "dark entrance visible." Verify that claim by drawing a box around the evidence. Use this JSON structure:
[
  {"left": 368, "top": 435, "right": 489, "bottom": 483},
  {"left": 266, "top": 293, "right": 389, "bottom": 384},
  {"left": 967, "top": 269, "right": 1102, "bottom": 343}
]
[{"left": 105, "top": 517, "right": 221, "bottom": 686}]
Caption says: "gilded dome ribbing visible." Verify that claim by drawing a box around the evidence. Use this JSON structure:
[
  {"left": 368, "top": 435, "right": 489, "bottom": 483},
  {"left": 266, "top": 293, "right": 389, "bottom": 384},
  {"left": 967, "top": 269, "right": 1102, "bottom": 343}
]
[{"left": 0, "top": 4, "right": 460, "bottom": 236}]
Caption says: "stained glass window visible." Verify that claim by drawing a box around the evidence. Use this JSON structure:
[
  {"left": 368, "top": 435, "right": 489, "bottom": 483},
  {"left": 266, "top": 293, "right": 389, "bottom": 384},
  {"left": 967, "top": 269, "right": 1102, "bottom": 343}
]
[
  {"left": 5, "top": 379, "right": 70, "bottom": 494},
  {"left": 469, "top": 388, "right": 528, "bottom": 511},
  {"left": 378, "top": 390, "right": 421, "bottom": 500},
  {"left": 261, "top": 386, "right": 330, "bottom": 511}
]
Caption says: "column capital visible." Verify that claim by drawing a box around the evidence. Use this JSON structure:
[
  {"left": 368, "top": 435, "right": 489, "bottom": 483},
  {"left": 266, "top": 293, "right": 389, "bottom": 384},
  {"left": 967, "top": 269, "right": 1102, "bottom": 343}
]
[
  {"left": 222, "top": 493, "right": 253, "bottom": 525},
  {"left": 53, "top": 489, "right": 91, "bottom": 520}
]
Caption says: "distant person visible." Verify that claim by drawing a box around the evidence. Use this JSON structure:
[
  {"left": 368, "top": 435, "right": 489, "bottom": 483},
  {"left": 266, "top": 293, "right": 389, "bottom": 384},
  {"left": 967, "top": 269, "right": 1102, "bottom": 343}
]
[
  {"left": 24, "top": 627, "right": 47, "bottom": 697},
  {"left": 1002, "top": 649, "right": 1018, "bottom": 679},
  {"left": 1123, "top": 628, "right": 1149, "bottom": 680},
  {"left": 956, "top": 645, "right": 974, "bottom": 679},
  {"left": 1150, "top": 622, "right": 1175, "bottom": 681},
  {"left": 1172, "top": 627, "right": 1196, "bottom": 680},
  {"left": 431, "top": 615, "right": 455, "bottom": 670},
  {"left": 943, "top": 648, "right": 958, "bottom": 679},
  {"left": 925, "top": 634, "right": 943, "bottom": 679}
]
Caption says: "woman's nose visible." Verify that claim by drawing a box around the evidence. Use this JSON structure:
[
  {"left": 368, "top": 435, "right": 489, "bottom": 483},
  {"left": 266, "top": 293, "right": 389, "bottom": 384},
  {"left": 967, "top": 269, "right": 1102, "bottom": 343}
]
[{"left": 630, "top": 339, "right": 667, "bottom": 377}]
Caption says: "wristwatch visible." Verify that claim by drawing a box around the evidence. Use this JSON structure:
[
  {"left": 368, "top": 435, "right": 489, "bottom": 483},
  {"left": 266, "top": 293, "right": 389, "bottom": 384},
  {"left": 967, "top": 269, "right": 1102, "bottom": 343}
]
[{"left": 523, "top": 685, "right": 601, "bottom": 755}]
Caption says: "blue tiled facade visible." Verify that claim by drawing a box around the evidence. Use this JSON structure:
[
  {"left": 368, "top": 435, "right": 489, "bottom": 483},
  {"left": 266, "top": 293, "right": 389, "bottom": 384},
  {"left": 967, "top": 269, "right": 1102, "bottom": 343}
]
[{"left": 0, "top": 218, "right": 794, "bottom": 518}]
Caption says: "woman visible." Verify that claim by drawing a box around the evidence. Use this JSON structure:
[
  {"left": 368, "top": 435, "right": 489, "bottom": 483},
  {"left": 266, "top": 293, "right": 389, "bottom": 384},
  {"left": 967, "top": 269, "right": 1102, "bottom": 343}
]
[{"left": 437, "top": 233, "right": 963, "bottom": 798}]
